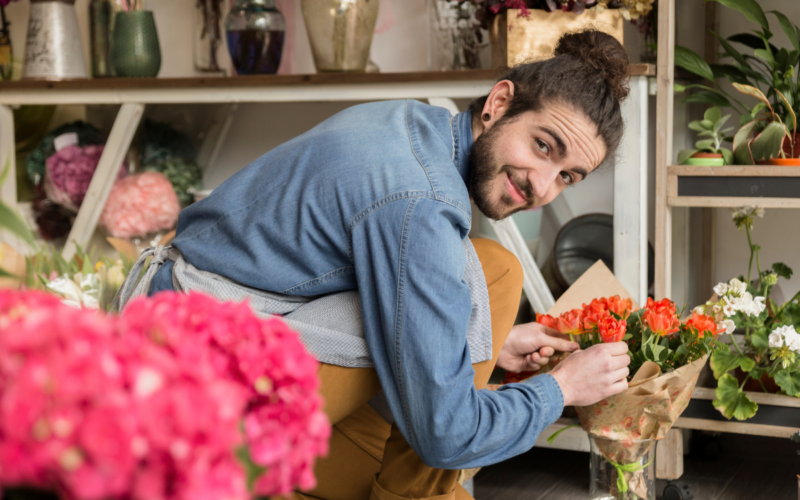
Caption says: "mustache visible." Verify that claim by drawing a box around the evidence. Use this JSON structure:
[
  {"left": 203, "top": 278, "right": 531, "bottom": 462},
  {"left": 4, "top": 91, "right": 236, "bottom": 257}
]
[{"left": 500, "top": 165, "right": 534, "bottom": 204}]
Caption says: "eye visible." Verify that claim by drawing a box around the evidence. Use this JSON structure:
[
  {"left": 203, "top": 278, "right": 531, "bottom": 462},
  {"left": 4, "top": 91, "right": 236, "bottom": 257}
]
[
  {"left": 535, "top": 138, "right": 550, "bottom": 155},
  {"left": 560, "top": 171, "right": 575, "bottom": 186}
]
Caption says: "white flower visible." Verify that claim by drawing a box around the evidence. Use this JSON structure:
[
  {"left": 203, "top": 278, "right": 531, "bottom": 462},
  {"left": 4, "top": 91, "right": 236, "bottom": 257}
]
[
  {"left": 692, "top": 305, "right": 705, "bottom": 315},
  {"left": 754, "top": 207, "right": 765, "bottom": 218},
  {"left": 728, "top": 278, "right": 747, "bottom": 296},
  {"left": 769, "top": 330, "right": 785, "bottom": 348},
  {"left": 723, "top": 303, "right": 736, "bottom": 317},
  {"left": 713, "top": 282, "right": 729, "bottom": 296},
  {"left": 751, "top": 296, "right": 766, "bottom": 316},
  {"left": 719, "top": 319, "right": 736, "bottom": 335}
]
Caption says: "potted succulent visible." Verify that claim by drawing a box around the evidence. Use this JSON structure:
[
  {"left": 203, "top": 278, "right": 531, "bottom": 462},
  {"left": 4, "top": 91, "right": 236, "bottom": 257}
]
[
  {"left": 677, "top": 107, "right": 733, "bottom": 167},
  {"left": 673, "top": 0, "right": 800, "bottom": 166}
]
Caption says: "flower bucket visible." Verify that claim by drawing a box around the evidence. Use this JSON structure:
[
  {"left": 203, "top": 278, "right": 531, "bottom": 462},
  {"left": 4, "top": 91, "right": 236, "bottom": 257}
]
[
  {"left": 489, "top": 9, "right": 623, "bottom": 68},
  {"left": 590, "top": 435, "right": 656, "bottom": 500}
]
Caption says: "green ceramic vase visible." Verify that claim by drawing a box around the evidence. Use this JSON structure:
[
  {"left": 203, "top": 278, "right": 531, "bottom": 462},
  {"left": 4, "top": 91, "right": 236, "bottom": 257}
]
[{"left": 111, "top": 11, "right": 161, "bottom": 78}]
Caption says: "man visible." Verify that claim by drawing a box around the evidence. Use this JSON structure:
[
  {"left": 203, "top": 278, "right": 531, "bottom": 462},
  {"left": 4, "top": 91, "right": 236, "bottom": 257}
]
[{"left": 133, "top": 30, "right": 633, "bottom": 500}]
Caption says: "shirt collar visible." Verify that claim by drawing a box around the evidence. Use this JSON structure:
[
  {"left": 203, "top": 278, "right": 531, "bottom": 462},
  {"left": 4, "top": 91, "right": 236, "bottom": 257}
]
[{"left": 453, "top": 110, "right": 474, "bottom": 186}]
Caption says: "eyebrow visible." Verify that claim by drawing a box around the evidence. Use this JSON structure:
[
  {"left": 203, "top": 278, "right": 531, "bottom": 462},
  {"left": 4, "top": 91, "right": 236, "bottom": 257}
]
[
  {"left": 539, "top": 126, "right": 568, "bottom": 158},
  {"left": 571, "top": 166, "right": 590, "bottom": 180}
]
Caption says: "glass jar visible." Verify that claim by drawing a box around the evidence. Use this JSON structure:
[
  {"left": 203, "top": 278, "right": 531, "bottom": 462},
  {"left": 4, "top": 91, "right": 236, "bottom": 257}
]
[
  {"left": 225, "top": 0, "right": 286, "bottom": 75},
  {"left": 429, "top": 0, "right": 482, "bottom": 71},
  {"left": 194, "top": 0, "right": 226, "bottom": 73},
  {"left": 89, "top": 0, "right": 113, "bottom": 77},
  {"left": 589, "top": 435, "right": 656, "bottom": 500}
]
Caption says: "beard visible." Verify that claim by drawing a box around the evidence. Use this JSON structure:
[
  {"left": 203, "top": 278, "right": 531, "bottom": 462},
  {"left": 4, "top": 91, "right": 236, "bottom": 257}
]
[{"left": 469, "top": 119, "right": 536, "bottom": 221}]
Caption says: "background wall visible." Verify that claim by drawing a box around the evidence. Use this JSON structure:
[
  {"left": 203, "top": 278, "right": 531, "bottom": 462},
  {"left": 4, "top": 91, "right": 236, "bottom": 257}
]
[{"left": 4, "top": 0, "right": 799, "bottom": 307}]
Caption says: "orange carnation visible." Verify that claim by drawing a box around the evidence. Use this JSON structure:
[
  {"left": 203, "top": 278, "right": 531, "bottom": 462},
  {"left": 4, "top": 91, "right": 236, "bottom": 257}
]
[
  {"left": 556, "top": 309, "right": 584, "bottom": 336},
  {"left": 598, "top": 316, "right": 627, "bottom": 343},
  {"left": 684, "top": 312, "right": 722, "bottom": 338}
]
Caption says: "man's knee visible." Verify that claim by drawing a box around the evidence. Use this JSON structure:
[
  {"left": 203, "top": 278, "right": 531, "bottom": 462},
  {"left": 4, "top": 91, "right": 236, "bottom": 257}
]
[{"left": 471, "top": 238, "right": 523, "bottom": 292}]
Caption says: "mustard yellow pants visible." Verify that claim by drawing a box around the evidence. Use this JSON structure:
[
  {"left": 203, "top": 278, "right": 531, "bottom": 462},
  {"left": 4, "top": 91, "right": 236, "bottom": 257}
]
[{"left": 291, "top": 239, "right": 523, "bottom": 500}]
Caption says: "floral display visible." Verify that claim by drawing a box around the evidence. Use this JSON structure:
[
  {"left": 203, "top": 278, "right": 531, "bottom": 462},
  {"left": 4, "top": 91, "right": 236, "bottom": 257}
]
[
  {"left": 0, "top": 290, "right": 330, "bottom": 499},
  {"left": 99, "top": 172, "right": 181, "bottom": 240},
  {"left": 26, "top": 121, "right": 106, "bottom": 186},
  {"left": 140, "top": 120, "right": 203, "bottom": 206},
  {"left": 45, "top": 145, "right": 128, "bottom": 212},
  {"left": 461, "top": 0, "right": 654, "bottom": 30},
  {"left": 693, "top": 206, "right": 800, "bottom": 421}
]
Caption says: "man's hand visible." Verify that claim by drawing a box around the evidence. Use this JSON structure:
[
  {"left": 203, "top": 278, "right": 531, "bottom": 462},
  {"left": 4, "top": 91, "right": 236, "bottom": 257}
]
[
  {"left": 497, "top": 322, "right": 580, "bottom": 373},
  {"left": 549, "top": 342, "right": 630, "bottom": 407}
]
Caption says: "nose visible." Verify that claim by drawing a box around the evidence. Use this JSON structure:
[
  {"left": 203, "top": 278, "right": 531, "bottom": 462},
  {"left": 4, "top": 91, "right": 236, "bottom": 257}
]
[{"left": 528, "top": 167, "right": 561, "bottom": 200}]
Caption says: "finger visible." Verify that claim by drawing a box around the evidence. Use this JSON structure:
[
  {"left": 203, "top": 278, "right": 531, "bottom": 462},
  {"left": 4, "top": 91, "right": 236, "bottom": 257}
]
[
  {"left": 599, "top": 341, "right": 629, "bottom": 355},
  {"left": 610, "top": 366, "right": 630, "bottom": 382},
  {"left": 528, "top": 363, "right": 542, "bottom": 372},
  {"left": 539, "top": 346, "right": 554, "bottom": 358},
  {"left": 609, "top": 353, "right": 631, "bottom": 370},
  {"left": 538, "top": 334, "right": 580, "bottom": 353},
  {"left": 532, "top": 354, "right": 549, "bottom": 367},
  {"left": 609, "top": 379, "right": 629, "bottom": 396}
]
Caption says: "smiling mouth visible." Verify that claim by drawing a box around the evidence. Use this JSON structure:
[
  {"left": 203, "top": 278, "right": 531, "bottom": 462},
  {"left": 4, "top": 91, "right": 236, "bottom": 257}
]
[{"left": 504, "top": 172, "right": 528, "bottom": 204}]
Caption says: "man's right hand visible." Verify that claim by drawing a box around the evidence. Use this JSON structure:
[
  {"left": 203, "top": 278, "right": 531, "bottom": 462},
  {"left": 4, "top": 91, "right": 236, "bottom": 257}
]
[{"left": 549, "top": 342, "right": 630, "bottom": 407}]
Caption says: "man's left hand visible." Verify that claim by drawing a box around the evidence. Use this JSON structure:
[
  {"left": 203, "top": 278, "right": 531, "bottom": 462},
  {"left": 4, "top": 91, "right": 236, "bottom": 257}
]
[{"left": 496, "top": 322, "right": 580, "bottom": 373}]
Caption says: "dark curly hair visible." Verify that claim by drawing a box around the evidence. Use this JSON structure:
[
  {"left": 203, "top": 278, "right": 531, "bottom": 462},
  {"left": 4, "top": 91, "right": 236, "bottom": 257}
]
[{"left": 469, "top": 29, "right": 630, "bottom": 158}]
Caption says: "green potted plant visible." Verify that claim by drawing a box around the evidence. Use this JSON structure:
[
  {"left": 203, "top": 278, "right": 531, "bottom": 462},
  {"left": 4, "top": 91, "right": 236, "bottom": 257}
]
[
  {"left": 673, "top": 0, "right": 800, "bottom": 165},
  {"left": 677, "top": 107, "right": 733, "bottom": 166},
  {"left": 694, "top": 207, "right": 800, "bottom": 421}
]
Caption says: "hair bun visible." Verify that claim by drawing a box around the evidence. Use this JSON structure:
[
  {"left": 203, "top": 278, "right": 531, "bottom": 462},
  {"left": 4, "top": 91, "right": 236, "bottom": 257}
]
[{"left": 554, "top": 30, "right": 630, "bottom": 102}]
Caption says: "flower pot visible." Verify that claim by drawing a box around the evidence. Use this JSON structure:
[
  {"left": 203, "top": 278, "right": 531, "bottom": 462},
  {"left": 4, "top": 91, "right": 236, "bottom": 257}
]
[
  {"left": 111, "top": 11, "right": 161, "bottom": 78},
  {"left": 683, "top": 157, "right": 725, "bottom": 166},
  {"left": 769, "top": 158, "right": 800, "bottom": 166},
  {"left": 301, "top": 0, "right": 378, "bottom": 73},
  {"left": 489, "top": 9, "right": 624, "bottom": 69},
  {"left": 23, "top": 0, "right": 88, "bottom": 80},
  {"left": 782, "top": 132, "right": 799, "bottom": 159}
]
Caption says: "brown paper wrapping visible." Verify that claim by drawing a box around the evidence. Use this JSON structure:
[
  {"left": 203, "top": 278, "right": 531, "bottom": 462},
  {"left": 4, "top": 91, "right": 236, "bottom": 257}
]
[{"left": 494, "top": 261, "right": 708, "bottom": 497}]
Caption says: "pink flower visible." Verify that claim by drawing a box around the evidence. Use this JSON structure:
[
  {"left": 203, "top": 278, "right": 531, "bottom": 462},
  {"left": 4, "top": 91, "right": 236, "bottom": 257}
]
[
  {"left": 99, "top": 172, "right": 179, "bottom": 239},
  {"left": 45, "top": 145, "right": 127, "bottom": 212}
]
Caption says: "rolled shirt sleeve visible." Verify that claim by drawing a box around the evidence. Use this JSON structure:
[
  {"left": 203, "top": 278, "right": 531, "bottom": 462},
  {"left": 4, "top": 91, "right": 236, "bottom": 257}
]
[{"left": 351, "top": 195, "right": 563, "bottom": 469}]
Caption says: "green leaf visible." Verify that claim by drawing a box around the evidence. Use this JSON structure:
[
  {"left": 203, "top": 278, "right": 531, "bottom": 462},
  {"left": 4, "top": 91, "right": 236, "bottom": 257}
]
[
  {"left": 733, "top": 119, "right": 758, "bottom": 164},
  {"left": 751, "top": 329, "right": 770, "bottom": 349},
  {"left": 684, "top": 91, "right": 733, "bottom": 108},
  {"left": 716, "top": 33, "right": 752, "bottom": 69},
  {"left": 739, "top": 356, "right": 756, "bottom": 372},
  {"left": 546, "top": 424, "right": 580, "bottom": 445},
  {"left": 705, "top": 107, "right": 723, "bottom": 123},
  {"left": 675, "top": 45, "right": 715, "bottom": 81},
  {"left": 714, "top": 114, "right": 732, "bottom": 134},
  {"left": 700, "top": 119, "right": 715, "bottom": 129},
  {"left": 775, "top": 89, "right": 797, "bottom": 133},
  {"left": 768, "top": 11, "right": 800, "bottom": 51},
  {"left": 713, "top": 374, "right": 759, "bottom": 420},
  {"left": 732, "top": 83, "right": 774, "bottom": 112},
  {"left": 688, "top": 120, "right": 707, "bottom": 132},
  {"left": 0, "top": 200, "right": 36, "bottom": 249},
  {"left": 235, "top": 446, "right": 266, "bottom": 491},
  {"left": 727, "top": 33, "right": 779, "bottom": 53},
  {"left": 750, "top": 121, "right": 787, "bottom": 161},
  {"left": 695, "top": 139, "right": 716, "bottom": 151},
  {"left": 774, "top": 371, "right": 800, "bottom": 397},
  {"left": 754, "top": 48, "right": 775, "bottom": 64},
  {"left": 707, "top": 0, "right": 769, "bottom": 31},
  {"left": 678, "top": 149, "right": 699, "bottom": 164},
  {"left": 722, "top": 148, "right": 734, "bottom": 165},
  {"left": 711, "top": 347, "right": 753, "bottom": 378},
  {"left": 710, "top": 63, "right": 751, "bottom": 85},
  {"left": 674, "top": 83, "right": 687, "bottom": 93},
  {"left": 772, "top": 262, "right": 793, "bottom": 280}
]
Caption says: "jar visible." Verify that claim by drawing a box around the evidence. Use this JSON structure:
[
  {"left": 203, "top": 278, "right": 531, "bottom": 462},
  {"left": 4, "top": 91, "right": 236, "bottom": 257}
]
[
  {"left": 194, "top": 0, "right": 226, "bottom": 73},
  {"left": 225, "top": 0, "right": 285, "bottom": 75},
  {"left": 589, "top": 435, "right": 656, "bottom": 500}
]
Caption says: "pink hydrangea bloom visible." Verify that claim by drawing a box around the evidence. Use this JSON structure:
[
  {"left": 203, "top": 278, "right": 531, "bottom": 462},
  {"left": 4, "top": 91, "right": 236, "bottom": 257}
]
[
  {"left": 0, "top": 289, "right": 329, "bottom": 499},
  {"left": 45, "top": 145, "right": 127, "bottom": 212},
  {"left": 99, "top": 172, "right": 180, "bottom": 239}
]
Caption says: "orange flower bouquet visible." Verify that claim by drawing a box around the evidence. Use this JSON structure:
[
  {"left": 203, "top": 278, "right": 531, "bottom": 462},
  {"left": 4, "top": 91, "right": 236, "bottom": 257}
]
[{"left": 502, "top": 262, "right": 724, "bottom": 499}]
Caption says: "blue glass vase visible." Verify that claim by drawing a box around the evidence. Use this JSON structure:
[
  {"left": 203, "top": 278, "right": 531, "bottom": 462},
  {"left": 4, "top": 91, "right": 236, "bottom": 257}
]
[{"left": 225, "top": 0, "right": 285, "bottom": 75}]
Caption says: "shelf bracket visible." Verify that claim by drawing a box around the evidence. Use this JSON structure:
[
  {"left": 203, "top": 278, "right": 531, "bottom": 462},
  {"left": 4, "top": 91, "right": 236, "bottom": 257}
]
[{"left": 62, "top": 103, "right": 145, "bottom": 260}]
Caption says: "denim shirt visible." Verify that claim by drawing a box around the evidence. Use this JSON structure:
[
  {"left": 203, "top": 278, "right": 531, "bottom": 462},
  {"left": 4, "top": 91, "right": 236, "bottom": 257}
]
[{"left": 155, "top": 100, "right": 564, "bottom": 469}]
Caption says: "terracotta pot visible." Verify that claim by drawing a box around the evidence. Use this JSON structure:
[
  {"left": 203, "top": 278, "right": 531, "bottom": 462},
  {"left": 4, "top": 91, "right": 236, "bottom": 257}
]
[
  {"left": 733, "top": 367, "right": 780, "bottom": 393},
  {"left": 769, "top": 158, "right": 800, "bottom": 166},
  {"left": 691, "top": 152, "right": 723, "bottom": 159},
  {"left": 489, "top": 9, "right": 624, "bottom": 68}
]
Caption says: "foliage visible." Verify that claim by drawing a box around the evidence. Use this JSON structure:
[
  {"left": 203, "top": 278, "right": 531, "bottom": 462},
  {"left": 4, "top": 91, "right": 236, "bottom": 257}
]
[
  {"left": 537, "top": 295, "right": 720, "bottom": 379},
  {"left": 694, "top": 207, "right": 800, "bottom": 421},
  {"left": 677, "top": 107, "right": 735, "bottom": 164},
  {"left": 674, "top": 0, "right": 800, "bottom": 161}
]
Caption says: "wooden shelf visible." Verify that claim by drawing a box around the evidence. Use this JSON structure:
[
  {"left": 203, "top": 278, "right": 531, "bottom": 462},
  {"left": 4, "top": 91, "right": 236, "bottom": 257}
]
[
  {"left": 667, "top": 165, "right": 800, "bottom": 208},
  {"left": 0, "top": 65, "right": 655, "bottom": 106}
]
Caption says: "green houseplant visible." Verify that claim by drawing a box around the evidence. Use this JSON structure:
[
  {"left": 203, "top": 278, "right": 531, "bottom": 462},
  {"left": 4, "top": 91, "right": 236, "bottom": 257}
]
[
  {"left": 674, "top": 0, "right": 800, "bottom": 164},
  {"left": 678, "top": 107, "right": 734, "bottom": 166}
]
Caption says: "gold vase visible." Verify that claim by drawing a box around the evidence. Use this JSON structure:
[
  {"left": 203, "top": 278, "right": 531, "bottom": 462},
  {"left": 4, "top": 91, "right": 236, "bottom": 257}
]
[
  {"left": 301, "top": 0, "right": 379, "bottom": 73},
  {"left": 489, "top": 9, "right": 624, "bottom": 68}
]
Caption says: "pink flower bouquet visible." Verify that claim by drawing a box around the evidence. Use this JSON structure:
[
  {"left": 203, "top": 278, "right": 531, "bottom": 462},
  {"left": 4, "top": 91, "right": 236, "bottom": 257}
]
[
  {"left": 99, "top": 172, "right": 180, "bottom": 240},
  {"left": 0, "top": 290, "right": 330, "bottom": 499},
  {"left": 44, "top": 145, "right": 127, "bottom": 212}
]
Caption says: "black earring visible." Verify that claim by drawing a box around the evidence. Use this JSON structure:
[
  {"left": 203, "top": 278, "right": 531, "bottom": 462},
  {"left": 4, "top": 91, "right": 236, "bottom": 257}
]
[{"left": 482, "top": 113, "right": 491, "bottom": 121}]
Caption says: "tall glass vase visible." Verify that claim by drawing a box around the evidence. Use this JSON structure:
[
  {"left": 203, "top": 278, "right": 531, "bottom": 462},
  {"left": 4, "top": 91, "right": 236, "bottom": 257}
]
[
  {"left": 301, "top": 0, "right": 378, "bottom": 73},
  {"left": 194, "top": 0, "right": 226, "bottom": 73},
  {"left": 589, "top": 435, "right": 656, "bottom": 500}
]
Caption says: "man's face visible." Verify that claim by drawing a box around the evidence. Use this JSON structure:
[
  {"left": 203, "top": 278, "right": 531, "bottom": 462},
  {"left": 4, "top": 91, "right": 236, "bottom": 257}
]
[{"left": 470, "top": 100, "right": 607, "bottom": 220}]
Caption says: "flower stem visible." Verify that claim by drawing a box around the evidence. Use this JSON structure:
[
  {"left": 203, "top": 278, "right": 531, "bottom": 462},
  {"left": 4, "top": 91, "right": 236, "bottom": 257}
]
[
  {"left": 730, "top": 333, "right": 745, "bottom": 355},
  {"left": 745, "top": 225, "right": 755, "bottom": 286}
]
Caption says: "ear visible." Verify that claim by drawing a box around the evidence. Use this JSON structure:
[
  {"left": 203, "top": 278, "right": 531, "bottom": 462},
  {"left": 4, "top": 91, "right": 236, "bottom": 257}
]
[{"left": 481, "top": 80, "right": 515, "bottom": 130}]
